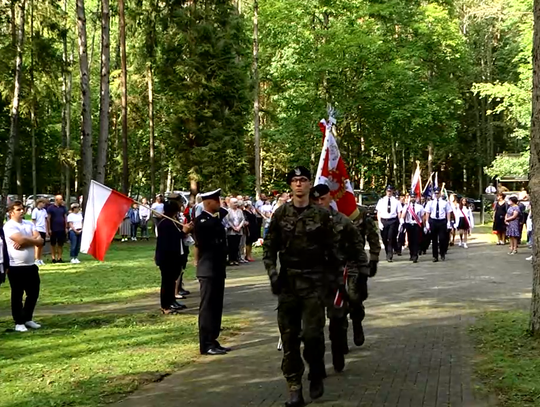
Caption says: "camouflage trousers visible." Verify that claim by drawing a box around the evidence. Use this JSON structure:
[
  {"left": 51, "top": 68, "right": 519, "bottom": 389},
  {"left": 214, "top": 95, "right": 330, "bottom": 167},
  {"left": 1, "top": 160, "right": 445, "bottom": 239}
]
[
  {"left": 277, "top": 275, "right": 327, "bottom": 388},
  {"left": 327, "top": 272, "right": 369, "bottom": 353}
]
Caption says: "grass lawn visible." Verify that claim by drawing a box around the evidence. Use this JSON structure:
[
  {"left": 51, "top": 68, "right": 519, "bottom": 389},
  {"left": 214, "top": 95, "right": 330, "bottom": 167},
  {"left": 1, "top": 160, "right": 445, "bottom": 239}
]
[
  {"left": 470, "top": 311, "right": 540, "bottom": 407},
  {"left": 0, "top": 241, "right": 242, "bottom": 407},
  {"left": 0, "top": 239, "right": 195, "bottom": 307}
]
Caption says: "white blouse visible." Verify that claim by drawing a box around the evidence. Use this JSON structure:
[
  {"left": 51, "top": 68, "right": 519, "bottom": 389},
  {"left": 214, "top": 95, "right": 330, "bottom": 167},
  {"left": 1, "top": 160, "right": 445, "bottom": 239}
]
[{"left": 453, "top": 206, "right": 475, "bottom": 229}]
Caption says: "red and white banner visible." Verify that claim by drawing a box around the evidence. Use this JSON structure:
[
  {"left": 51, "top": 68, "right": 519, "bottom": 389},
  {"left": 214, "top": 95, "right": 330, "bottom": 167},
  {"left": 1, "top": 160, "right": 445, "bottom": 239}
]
[
  {"left": 81, "top": 180, "right": 133, "bottom": 261},
  {"left": 315, "top": 118, "right": 359, "bottom": 220},
  {"left": 411, "top": 163, "right": 422, "bottom": 199}
]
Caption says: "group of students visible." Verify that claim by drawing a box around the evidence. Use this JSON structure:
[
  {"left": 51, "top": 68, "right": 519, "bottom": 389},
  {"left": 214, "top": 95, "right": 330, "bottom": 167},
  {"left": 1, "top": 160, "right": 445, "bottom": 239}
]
[{"left": 376, "top": 186, "right": 475, "bottom": 263}]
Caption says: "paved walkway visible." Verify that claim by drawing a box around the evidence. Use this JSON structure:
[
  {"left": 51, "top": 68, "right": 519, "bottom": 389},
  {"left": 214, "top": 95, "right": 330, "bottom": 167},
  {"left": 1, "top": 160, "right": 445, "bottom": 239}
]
[{"left": 109, "top": 230, "right": 532, "bottom": 407}]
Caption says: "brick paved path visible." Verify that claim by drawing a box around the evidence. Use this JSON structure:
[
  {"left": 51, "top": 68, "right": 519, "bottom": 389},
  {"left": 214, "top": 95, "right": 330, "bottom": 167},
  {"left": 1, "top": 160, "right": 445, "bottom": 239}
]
[{"left": 115, "top": 231, "right": 532, "bottom": 407}]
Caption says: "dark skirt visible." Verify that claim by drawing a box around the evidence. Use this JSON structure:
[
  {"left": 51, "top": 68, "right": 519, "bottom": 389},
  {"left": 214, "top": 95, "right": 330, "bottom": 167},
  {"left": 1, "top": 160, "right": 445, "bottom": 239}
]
[{"left": 457, "top": 218, "right": 470, "bottom": 231}]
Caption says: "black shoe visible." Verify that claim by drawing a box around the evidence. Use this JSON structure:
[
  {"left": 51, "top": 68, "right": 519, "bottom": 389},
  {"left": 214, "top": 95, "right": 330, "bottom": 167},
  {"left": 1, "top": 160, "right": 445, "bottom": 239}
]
[
  {"left": 332, "top": 349, "right": 345, "bottom": 373},
  {"left": 58, "top": 259, "right": 64, "bottom": 263},
  {"left": 309, "top": 378, "right": 324, "bottom": 400},
  {"left": 171, "top": 301, "right": 187, "bottom": 310},
  {"left": 413, "top": 257, "right": 418, "bottom": 263},
  {"left": 353, "top": 320, "right": 365, "bottom": 346},
  {"left": 433, "top": 257, "right": 439, "bottom": 262},
  {"left": 215, "top": 343, "right": 232, "bottom": 352},
  {"left": 203, "top": 347, "right": 227, "bottom": 355},
  {"left": 396, "top": 252, "right": 402, "bottom": 256},
  {"left": 441, "top": 255, "right": 446, "bottom": 261},
  {"left": 285, "top": 388, "right": 305, "bottom": 407},
  {"left": 52, "top": 259, "right": 57, "bottom": 264},
  {"left": 179, "top": 289, "right": 190, "bottom": 296}
]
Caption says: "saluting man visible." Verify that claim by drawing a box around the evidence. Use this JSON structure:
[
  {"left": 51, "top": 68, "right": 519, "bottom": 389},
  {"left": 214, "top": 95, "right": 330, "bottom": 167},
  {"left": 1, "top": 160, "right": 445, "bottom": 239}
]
[
  {"left": 400, "top": 191, "right": 425, "bottom": 263},
  {"left": 376, "top": 185, "right": 400, "bottom": 262},
  {"left": 424, "top": 187, "right": 452, "bottom": 262},
  {"left": 193, "top": 188, "right": 231, "bottom": 356}
]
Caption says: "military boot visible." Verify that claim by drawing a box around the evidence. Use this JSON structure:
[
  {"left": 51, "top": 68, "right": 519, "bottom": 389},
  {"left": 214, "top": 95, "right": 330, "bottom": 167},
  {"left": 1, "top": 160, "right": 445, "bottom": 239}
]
[
  {"left": 353, "top": 319, "right": 365, "bottom": 346},
  {"left": 284, "top": 386, "right": 305, "bottom": 407},
  {"left": 332, "top": 349, "right": 345, "bottom": 373},
  {"left": 309, "top": 378, "right": 324, "bottom": 400}
]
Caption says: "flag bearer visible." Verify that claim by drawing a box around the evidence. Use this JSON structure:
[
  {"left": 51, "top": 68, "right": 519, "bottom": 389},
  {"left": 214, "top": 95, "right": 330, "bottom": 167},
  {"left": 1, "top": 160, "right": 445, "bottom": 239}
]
[{"left": 400, "top": 191, "right": 425, "bottom": 263}]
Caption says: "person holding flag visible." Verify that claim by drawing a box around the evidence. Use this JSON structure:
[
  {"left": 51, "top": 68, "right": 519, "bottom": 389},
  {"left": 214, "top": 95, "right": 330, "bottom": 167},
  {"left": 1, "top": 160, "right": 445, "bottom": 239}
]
[{"left": 400, "top": 190, "right": 425, "bottom": 263}]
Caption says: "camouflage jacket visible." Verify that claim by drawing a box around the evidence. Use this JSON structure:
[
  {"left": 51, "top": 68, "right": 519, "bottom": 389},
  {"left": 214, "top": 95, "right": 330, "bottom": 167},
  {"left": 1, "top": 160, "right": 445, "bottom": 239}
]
[
  {"left": 263, "top": 201, "right": 341, "bottom": 282},
  {"left": 349, "top": 206, "right": 381, "bottom": 275},
  {"left": 329, "top": 207, "right": 363, "bottom": 268}
]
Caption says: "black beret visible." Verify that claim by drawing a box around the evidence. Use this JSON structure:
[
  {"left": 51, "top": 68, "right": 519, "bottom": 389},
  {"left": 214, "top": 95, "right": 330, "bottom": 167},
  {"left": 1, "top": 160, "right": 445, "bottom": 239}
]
[
  {"left": 386, "top": 185, "right": 394, "bottom": 191},
  {"left": 310, "top": 184, "right": 330, "bottom": 199},
  {"left": 286, "top": 166, "right": 311, "bottom": 184}
]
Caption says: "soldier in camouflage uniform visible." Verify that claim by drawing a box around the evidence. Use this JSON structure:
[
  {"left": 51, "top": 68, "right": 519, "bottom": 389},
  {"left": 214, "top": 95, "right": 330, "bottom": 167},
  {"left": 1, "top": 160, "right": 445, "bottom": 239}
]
[
  {"left": 263, "top": 166, "right": 341, "bottom": 407},
  {"left": 310, "top": 184, "right": 363, "bottom": 373},
  {"left": 311, "top": 184, "right": 381, "bottom": 370}
]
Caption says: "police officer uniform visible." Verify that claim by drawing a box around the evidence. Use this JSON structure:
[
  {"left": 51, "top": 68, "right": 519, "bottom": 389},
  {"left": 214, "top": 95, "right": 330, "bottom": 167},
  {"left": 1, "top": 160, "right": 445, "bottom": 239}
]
[
  {"left": 400, "top": 191, "right": 424, "bottom": 263},
  {"left": 424, "top": 188, "right": 452, "bottom": 262},
  {"left": 263, "top": 167, "right": 340, "bottom": 407},
  {"left": 376, "top": 185, "right": 400, "bottom": 262},
  {"left": 193, "top": 188, "right": 230, "bottom": 355}
]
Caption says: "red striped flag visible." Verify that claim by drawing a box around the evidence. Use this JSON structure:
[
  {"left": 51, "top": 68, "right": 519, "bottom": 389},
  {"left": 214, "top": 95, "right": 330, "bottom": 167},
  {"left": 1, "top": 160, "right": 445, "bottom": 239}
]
[{"left": 81, "top": 180, "right": 133, "bottom": 261}]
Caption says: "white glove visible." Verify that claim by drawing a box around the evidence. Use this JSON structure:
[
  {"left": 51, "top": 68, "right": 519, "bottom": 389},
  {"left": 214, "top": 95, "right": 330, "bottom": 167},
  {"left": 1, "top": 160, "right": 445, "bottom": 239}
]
[
  {"left": 447, "top": 221, "right": 452, "bottom": 230},
  {"left": 423, "top": 226, "right": 429, "bottom": 234},
  {"left": 399, "top": 218, "right": 404, "bottom": 225},
  {"left": 378, "top": 222, "right": 384, "bottom": 231}
]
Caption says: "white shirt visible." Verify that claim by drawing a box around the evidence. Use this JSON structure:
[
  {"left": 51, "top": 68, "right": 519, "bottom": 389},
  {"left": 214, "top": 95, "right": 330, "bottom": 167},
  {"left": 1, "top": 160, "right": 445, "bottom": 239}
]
[
  {"left": 0, "top": 234, "right": 4, "bottom": 273},
  {"left": 401, "top": 203, "right": 425, "bottom": 225},
  {"left": 485, "top": 186, "right": 496, "bottom": 194},
  {"left": 31, "top": 207, "right": 48, "bottom": 233},
  {"left": 67, "top": 212, "right": 84, "bottom": 230},
  {"left": 425, "top": 198, "right": 452, "bottom": 220},
  {"left": 139, "top": 204, "right": 151, "bottom": 220},
  {"left": 3, "top": 219, "right": 36, "bottom": 266},
  {"left": 453, "top": 207, "right": 475, "bottom": 229},
  {"left": 261, "top": 204, "right": 273, "bottom": 227},
  {"left": 376, "top": 196, "right": 400, "bottom": 219},
  {"left": 151, "top": 202, "right": 164, "bottom": 217}
]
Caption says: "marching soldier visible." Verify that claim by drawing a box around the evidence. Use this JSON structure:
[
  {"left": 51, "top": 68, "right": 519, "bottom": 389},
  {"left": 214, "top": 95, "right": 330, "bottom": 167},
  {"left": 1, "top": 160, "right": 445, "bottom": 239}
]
[
  {"left": 310, "top": 184, "right": 380, "bottom": 373},
  {"left": 376, "top": 185, "right": 400, "bottom": 262},
  {"left": 263, "top": 167, "right": 341, "bottom": 407},
  {"left": 400, "top": 191, "right": 425, "bottom": 263},
  {"left": 193, "top": 189, "right": 231, "bottom": 355}
]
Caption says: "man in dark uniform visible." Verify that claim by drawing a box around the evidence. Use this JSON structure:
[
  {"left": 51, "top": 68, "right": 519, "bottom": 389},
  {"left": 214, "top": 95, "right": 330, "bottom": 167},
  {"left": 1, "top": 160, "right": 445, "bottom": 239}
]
[
  {"left": 424, "top": 187, "right": 452, "bottom": 262},
  {"left": 375, "top": 185, "right": 400, "bottom": 262},
  {"left": 193, "top": 188, "right": 230, "bottom": 356},
  {"left": 263, "top": 167, "right": 341, "bottom": 407},
  {"left": 311, "top": 184, "right": 380, "bottom": 372}
]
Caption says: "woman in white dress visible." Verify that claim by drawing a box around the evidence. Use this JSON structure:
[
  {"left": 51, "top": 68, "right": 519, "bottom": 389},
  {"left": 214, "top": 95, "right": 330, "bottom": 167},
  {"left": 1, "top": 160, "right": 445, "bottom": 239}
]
[{"left": 454, "top": 197, "right": 474, "bottom": 248}]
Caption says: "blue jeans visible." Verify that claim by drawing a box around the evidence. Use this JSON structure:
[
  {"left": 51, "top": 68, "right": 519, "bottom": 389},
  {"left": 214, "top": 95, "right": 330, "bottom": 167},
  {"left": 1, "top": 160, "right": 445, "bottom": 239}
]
[{"left": 69, "top": 230, "right": 82, "bottom": 258}]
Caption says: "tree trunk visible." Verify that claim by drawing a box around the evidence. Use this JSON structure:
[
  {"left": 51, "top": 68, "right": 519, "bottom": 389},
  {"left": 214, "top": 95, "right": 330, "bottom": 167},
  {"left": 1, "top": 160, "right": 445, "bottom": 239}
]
[
  {"left": 30, "top": 0, "right": 36, "bottom": 200},
  {"left": 66, "top": 43, "right": 74, "bottom": 201},
  {"left": 427, "top": 142, "right": 434, "bottom": 175},
  {"left": 76, "top": 0, "right": 93, "bottom": 210},
  {"left": 96, "top": 0, "right": 110, "bottom": 184},
  {"left": 119, "top": 0, "right": 129, "bottom": 195},
  {"left": 529, "top": 0, "right": 540, "bottom": 335},
  {"left": 0, "top": 0, "right": 26, "bottom": 220},
  {"left": 390, "top": 135, "right": 397, "bottom": 185},
  {"left": 147, "top": 64, "right": 155, "bottom": 198},
  {"left": 253, "top": 0, "right": 261, "bottom": 199}
]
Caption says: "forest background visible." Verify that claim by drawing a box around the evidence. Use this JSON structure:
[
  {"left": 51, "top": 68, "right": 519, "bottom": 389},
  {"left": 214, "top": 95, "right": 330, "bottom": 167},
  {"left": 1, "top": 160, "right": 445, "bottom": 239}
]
[{"left": 0, "top": 0, "right": 533, "bottom": 214}]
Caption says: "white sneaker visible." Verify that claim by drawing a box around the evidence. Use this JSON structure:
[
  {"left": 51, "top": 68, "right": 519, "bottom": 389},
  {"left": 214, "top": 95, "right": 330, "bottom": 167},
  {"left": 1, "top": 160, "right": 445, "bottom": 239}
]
[
  {"left": 75, "top": 258, "right": 81, "bottom": 264},
  {"left": 15, "top": 324, "right": 28, "bottom": 332},
  {"left": 39, "top": 260, "right": 45, "bottom": 266},
  {"left": 527, "top": 256, "right": 533, "bottom": 261},
  {"left": 71, "top": 258, "right": 77, "bottom": 264},
  {"left": 25, "top": 321, "right": 41, "bottom": 329},
  {"left": 463, "top": 243, "right": 468, "bottom": 249},
  {"left": 35, "top": 260, "right": 41, "bottom": 266},
  {"left": 458, "top": 242, "right": 462, "bottom": 247},
  {"left": 133, "top": 237, "right": 137, "bottom": 241}
]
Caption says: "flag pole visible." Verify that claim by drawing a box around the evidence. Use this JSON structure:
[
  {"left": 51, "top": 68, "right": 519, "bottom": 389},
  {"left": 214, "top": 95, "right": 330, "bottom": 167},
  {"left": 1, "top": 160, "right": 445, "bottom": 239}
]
[{"left": 422, "top": 172, "right": 433, "bottom": 194}]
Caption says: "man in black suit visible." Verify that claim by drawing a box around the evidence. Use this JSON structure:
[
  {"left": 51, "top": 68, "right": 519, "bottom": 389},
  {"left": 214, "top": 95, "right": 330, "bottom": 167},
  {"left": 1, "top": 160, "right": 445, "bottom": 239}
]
[{"left": 194, "top": 188, "right": 230, "bottom": 356}]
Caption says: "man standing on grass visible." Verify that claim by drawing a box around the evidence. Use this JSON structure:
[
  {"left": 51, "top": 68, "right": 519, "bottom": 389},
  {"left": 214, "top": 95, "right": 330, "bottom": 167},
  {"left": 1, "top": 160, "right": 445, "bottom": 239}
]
[
  {"left": 47, "top": 195, "right": 67, "bottom": 263},
  {"left": 4, "top": 200, "right": 44, "bottom": 332},
  {"left": 193, "top": 188, "right": 230, "bottom": 356}
]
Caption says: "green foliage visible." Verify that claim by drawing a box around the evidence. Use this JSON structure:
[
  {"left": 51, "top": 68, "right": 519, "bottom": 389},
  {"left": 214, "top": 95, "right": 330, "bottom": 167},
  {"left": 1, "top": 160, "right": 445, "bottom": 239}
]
[{"left": 484, "top": 151, "right": 530, "bottom": 179}]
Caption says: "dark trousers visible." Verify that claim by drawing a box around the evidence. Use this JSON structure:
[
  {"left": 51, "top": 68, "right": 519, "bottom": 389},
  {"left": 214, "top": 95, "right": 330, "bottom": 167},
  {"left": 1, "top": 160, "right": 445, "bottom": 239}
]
[
  {"left": 328, "top": 274, "right": 368, "bottom": 356},
  {"left": 381, "top": 218, "right": 398, "bottom": 259},
  {"left": 405, "top": 223, "right": 421, "bottom": 260},
  {"left": 8, "top": 265, "right": 40, "bottom": 324},
  {"left": 130, "top": 223, "right": 139, "bottom": 238},
  {"left": 199, "top": 277, "right": 225, "bottom": 353},
  {"left": 68, "top": 230, "right": 82, "bottom": 258},
  {"left": 159, "top": 264, "right": 181, "bottom": 309},
  {"left": 278, "top": 280, "right": 326, "bottom": 387},
  {"left": 256, "top": 217, "right": 263, "bottom": 240},
  {"left": 227, "top": 235, "right": 241, "bottom": 262},
  {"left": 420, "top": 230, "right": 431, "bottom": 254},
  {"left": 140, "top": 220, "right": 149, "bottom": 239},
  {"left": 430, "top": 219, "right": 448, "bottom": 259}
]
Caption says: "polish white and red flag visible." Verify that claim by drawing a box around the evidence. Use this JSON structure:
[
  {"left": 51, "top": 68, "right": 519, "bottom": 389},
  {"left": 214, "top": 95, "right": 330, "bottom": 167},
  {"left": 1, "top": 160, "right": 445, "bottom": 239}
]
[
  {"left": 316, "top": 116, "right": 358, "bottom": 308},
  {"left": 315, "top": 117, "right": 358, "bottom": 220},
  {"left": 81, "top": 180, "right": 133, "bottom": 261},
  {"left": 411, "top": 163, "right": 422, "bottom": 199}
]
